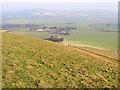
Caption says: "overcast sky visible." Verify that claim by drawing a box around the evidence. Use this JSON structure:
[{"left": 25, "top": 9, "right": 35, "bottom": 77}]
[
  {"left": 1, "top": 0, "right": 119, "bottom": 3},
  {"left": 1, "top": 0, "right": 118, "bottom": 12}
]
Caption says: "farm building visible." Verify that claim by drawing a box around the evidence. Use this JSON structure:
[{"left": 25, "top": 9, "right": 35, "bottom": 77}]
[
  {"left": 36, "top": 29, "right": 44, "bottom": 31},
  {"left": 0, "top": 30, "right": 11, "bottom": 32}
]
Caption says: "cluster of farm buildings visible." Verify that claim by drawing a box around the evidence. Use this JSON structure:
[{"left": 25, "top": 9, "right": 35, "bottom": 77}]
[{"left": 29, "top": 26, "right": 76, "bottom": 35}]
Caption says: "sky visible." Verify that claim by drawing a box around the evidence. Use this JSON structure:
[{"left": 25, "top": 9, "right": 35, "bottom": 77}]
[
  {"left": 1, "top": 0, "right": 118, "bottom": 12},
  {"left": 1, "top": 0, "right": 119, "bottom": 3}
]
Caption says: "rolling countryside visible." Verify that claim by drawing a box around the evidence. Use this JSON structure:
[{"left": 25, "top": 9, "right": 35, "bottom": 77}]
[
  {"left": 1, "top": 2, "right": 119, "bottom": 88},
  {"left": 2, "top": 32, "right": 119, "bottom": 88}
]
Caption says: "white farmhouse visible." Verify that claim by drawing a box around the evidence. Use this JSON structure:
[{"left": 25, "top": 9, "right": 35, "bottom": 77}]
[{"left": 36, "top": 29, "right": 44, "bottom": 31}]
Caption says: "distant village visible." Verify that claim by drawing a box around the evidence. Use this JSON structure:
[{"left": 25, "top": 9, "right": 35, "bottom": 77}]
[
  {"left": 1, "top": 23, "right": 119, "bottom": 34},
  {"left": 2, "top": 24, "right": 77, "bottom": 35},
  {"left": 29, "top": 26, "right": 77, "bottom": 42},
  {"left": 1, "top": 24, "right": 77, "bottom": 42},
  {"left": 29, "top": 26, "right": 77, "bottom": 35}
]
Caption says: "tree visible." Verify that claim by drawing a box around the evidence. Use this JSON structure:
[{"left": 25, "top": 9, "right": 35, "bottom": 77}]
[{"left": 46, "top": 36, "right": 64, "bottom": 42}]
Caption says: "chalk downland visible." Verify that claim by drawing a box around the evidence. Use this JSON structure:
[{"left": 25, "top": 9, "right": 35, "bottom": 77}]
[{"left": 2, "top": 32, "right": 118, "bottom": 88}]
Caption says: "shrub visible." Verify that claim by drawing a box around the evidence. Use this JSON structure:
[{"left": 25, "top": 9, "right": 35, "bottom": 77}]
[{"left": 46, "top": 36, "right": 64, "bottom": 42}]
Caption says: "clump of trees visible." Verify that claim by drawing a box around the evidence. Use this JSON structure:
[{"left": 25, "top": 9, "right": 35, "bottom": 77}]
[
  {"left": 2, "top": 24, "right": 42, "bottom": 30},
  {"left": 49, "top": 26, "right": 76, "bottom": 30},
  {"left": 46, "top": 35, "right": 64, "bottom": 42}
]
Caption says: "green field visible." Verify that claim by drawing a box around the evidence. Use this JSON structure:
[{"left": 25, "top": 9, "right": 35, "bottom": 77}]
[
  {"left": 12, "top": 30, "right": 51, "bottom": 39},
  {"left": 63, "top": 30, "right": 118, "bottom": 51},
  {"left": 2, "top": 32, "right": 119, "bottom": 88},
  {"left": 89, "top": 23, "right": 118, "bottom": 31},
  {"left": 12, "top": 28, "right": 118, "bottom": 52}
]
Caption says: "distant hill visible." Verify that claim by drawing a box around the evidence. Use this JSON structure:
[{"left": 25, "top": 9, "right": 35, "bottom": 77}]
[
  {"left": 2, "top": 9, "right": 117, "bottom": 20},
  {"left": 2, "top": 32, "right": 118, "bottom": 88}
]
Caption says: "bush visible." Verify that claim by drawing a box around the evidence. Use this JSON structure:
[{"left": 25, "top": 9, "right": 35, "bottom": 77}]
[{"left": 46, "top": 37, "right": 64, "bottom": 42}]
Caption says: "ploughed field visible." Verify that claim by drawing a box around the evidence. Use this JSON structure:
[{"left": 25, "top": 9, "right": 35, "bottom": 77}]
[{"left": 2, "top": 32, "right": 118, "bottom": 88}]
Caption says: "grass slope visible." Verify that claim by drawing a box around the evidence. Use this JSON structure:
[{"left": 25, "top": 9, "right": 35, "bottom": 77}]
[
  {"left": 73, "top": 46, "right": 118, "bottom": 63},
  {"left": 2, "top": 32, "right": 118, "bottom": 88}
]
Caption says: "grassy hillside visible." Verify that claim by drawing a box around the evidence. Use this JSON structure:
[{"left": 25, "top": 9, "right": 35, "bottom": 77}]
[
  {"left": 73, "top": 46, "right": 118, "bottom": 63},
  {"left": 2, "top": 32, "right": 118, "bottom": 88}
]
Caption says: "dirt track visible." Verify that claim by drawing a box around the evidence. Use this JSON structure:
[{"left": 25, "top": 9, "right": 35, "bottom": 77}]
[{"left": 62, "top": 41, "right": 118, "bottom": 64}]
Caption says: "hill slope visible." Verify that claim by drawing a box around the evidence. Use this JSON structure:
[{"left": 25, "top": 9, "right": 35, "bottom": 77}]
[{"left": 2, "top": 32, "right": 118, "bottom": 88}]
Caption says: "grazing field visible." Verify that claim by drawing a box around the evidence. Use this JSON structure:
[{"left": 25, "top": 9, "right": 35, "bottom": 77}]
[
  {"left": 63, "top": 30, "right": 118, "bottom": 51},
  {"left": 89, "top": 23, "right": 118, "bottom": 31},
  {"left": 2, "top": 32, "right": 118, "bottom": 88},
  {"left": 12, "top": 30, "right": 51, "bottom": 39},
  {"left": 11, "top": 24, "right": 118, "bottom": 52}
]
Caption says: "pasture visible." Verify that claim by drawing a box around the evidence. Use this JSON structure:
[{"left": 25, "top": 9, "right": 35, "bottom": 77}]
[
  {"left": 12, "top": 30, "right": 51, "bottom": 39},
  {"left": 63, "top": 30, "right": 118, "bottom": 51},
  {"left": 10, "top": 23, "right": 118, "bottom": 52}
]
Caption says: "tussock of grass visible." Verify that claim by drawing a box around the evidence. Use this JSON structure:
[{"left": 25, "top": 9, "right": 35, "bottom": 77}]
[{"left": 2, "top": 32, "right": 118, "bottom": 88}]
